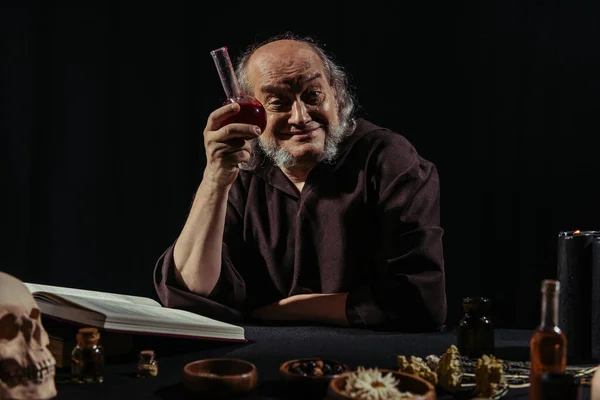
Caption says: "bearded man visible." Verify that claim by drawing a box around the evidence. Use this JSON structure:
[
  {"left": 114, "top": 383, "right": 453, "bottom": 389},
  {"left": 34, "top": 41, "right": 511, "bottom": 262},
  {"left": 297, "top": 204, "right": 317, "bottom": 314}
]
[{"left": 154, "top": 33, "right": 447, "bottom": 332}]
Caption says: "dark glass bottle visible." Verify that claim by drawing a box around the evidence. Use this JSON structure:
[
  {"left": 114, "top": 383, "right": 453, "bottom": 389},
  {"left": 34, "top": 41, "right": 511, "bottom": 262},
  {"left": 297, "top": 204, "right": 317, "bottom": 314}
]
[
  {"left": 529, "top": 280, "right": 567, "bottom": 400},
  {"left": 457, "top": 297, "right": 495, "bottom": 358},
  {"left": 71, "top": 327, "right": 104, "bottom": 383}
]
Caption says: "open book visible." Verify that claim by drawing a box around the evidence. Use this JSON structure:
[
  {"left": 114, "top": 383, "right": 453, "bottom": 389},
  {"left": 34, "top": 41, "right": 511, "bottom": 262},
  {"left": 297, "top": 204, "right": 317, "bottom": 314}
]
[{"left": 24, "top": 283, "right": 245, "bottom": 342}]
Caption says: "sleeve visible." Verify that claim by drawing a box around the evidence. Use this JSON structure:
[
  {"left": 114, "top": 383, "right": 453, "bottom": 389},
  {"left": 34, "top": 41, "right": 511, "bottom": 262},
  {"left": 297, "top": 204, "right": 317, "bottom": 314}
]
[
  {"left": 153, "top": 185, "right": 251, "bottom": 323},
  {"left": 345, "top": 147, "right": 447, "bottom": 332}
]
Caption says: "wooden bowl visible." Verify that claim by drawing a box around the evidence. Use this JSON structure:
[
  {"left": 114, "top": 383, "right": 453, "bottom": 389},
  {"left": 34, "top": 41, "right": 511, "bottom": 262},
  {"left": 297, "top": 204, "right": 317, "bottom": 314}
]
[
  {"left": 279, "top": 357, "right": 350, "bottom": 397},
  {"left": 182, "top": 358, "right": 258, "bottom": 399},
  {"left": 327, "top": 369, "right": 436, "bottom": 400}
]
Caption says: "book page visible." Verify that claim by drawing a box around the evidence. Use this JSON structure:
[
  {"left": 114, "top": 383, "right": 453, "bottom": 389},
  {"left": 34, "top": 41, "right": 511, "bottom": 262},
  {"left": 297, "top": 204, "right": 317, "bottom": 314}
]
[
  {"left": 58, "top": 294, "right": 243, "bottom": 335},
  {"left": 23, "top": 283, "right": 161, "bottom": 308}
]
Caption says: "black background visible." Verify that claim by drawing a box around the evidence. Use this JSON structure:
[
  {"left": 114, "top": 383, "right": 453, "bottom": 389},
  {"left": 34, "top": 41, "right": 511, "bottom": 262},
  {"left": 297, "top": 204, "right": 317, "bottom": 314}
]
[{"left": 3, "top": 1, "right": 599, "bottom": 329}]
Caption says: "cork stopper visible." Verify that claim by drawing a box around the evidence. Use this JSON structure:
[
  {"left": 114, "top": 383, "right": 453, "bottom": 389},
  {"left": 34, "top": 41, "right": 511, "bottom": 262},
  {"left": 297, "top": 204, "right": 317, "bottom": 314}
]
[
  {"left": 139, "top": 350, "right": 156, "bottom": 363},
  {"left": 77, "top": 327, "right": 100, "bottom": 347}
]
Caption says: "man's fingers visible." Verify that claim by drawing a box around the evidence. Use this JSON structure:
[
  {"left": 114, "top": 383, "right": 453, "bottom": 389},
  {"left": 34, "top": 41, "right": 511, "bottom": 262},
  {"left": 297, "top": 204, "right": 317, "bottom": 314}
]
[
  {"left": 213, "top": 138, "right": 252, "bottom": 154},
  {"left": 206, "top": 103, "right": 241, "bottom": 131},
  {"left": 212, "top": 123, "right": 261, "bottom": 142},
  {"left": 223, "top": 138, "right": 246, "bottom": 148},
  {"left": 222, "top": 148, "right": 252, "bottom": 166},
  {"left": 204, "top": 106, "right": 258, "bottom": 167},
  {"left": 222, "top": 139, "right": 252, "bottom": 154}
]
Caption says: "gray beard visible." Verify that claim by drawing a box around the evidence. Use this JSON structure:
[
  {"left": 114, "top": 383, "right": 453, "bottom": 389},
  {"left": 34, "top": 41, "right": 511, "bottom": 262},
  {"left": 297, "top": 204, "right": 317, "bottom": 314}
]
[{"left": 246, "top": 123, "right": 348, "bottom": 170}]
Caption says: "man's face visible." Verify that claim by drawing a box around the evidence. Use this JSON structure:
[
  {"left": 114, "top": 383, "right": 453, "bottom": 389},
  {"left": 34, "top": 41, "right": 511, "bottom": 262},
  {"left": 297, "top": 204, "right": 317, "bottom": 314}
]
[{"left": 246, "top": 41, "right": 340, "bottom": 168}]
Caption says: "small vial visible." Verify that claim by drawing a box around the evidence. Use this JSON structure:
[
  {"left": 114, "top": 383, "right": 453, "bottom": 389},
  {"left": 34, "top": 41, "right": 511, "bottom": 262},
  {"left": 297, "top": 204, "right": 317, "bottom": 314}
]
[
  {"left": 136, "top": 350, "right": 158, "bottom": 378},
  {"left": 71, "top": 327, "right": 104, "bottom": 383}
]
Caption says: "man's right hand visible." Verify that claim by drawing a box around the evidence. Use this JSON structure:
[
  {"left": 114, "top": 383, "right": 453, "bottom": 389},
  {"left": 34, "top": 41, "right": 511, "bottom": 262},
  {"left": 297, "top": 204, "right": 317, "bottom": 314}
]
[{"left": 203, "top": 103, "right": 262, "bottom": 188}]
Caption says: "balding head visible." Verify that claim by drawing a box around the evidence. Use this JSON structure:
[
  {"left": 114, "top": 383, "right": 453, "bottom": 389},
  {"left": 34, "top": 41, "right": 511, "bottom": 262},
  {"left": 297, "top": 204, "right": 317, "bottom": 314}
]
[
  {"left": 249, "top": 39, "right": 319, "bottom": 68},
  {"left": 252, "top": 38, "right": 315, "bottom": 57},
  {"left": 233, "top": 33, "right": 358, "bottom": 170},
  {"left": 245, "top": 40, "right": 328, "bottom": 99}
]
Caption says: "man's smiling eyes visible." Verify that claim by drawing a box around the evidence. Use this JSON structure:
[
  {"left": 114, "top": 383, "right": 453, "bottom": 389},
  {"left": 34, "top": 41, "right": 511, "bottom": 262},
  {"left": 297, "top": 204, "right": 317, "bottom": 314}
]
[{"left": 266, "top": 90, "right": 324, "bottom": 109}]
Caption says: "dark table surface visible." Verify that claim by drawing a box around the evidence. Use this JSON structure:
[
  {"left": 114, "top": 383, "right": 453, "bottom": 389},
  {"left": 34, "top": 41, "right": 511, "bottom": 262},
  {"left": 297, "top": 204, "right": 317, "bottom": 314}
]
[{"left": 53, "top": 325, "right": 593, "bottom": 399}]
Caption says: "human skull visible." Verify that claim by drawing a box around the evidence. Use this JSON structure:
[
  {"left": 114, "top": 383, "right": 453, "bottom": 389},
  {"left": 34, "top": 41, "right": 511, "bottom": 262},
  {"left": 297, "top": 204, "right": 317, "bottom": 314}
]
[{"left": 0, "top": 272, "right": 56, "bottom": 399}]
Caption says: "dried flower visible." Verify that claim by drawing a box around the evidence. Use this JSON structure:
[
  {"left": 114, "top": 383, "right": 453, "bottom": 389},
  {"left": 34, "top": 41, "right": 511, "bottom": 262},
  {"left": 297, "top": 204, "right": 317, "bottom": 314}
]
[
  {"left": 397, "top": 355, "right": 438, "bottom": 385},
  {"left": 437, "top": 345, "right": 463, "bottom": 393},
  {"left": 474, "top": 354, "right": 506, "bottom": 398},
  {"left": 425, "top": 354, "right": 440, "bottom": 372},
  {"left": 343, "top": 367, "right": 421, "bottom": 400}
]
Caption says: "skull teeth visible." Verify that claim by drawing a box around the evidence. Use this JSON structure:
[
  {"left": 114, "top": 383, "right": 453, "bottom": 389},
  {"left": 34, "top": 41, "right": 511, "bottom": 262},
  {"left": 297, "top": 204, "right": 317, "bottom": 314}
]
[{"left": 0, "top": 359, "right": 55, "bottom": 387}]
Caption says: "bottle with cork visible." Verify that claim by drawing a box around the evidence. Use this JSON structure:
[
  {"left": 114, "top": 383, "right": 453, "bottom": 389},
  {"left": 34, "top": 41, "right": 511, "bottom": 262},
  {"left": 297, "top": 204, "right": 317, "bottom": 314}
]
[
  {"left": 136, "top": 349, "right": 158, "bottom": 378},
  {"left": 529, "top": 279, "right": 567, "bottom": 400},
  {"left": 71, "top": 327, "right": 105, "bottom": 383}
]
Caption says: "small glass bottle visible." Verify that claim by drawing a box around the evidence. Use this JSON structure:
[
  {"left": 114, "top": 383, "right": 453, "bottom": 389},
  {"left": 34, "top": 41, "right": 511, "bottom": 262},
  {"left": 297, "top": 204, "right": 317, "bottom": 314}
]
[
  {"left": 457, "top": 297, "right": 495, "bottom": 358},
  {"left": 529, "top": 280, "right": 567, "bottom": 400},
  {"left": 71, "top": 327, "right": 104, "bottom": 383},
  {"left": 210, "top": 46, "right": 267, "bottom": 131},
  {"left": 136, "top": 349, "right": 158, "bottom": 378}
]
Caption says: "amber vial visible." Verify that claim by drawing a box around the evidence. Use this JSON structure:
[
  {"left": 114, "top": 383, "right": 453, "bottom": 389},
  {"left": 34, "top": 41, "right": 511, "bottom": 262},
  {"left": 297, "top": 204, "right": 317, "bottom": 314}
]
[
  {"left": 457, "top": 297, "right": 495, "bottom": 358},
  {"left": 71, "top": 327, "right": 104, "bottom": 383},
  {"left": 529, "top": 280, "right": 567, "bottom": 400}
]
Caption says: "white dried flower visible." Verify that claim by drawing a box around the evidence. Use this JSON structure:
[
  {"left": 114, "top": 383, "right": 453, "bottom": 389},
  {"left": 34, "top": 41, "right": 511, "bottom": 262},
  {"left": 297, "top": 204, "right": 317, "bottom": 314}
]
[
  {"left": 425, "top": 354, "right": 440, "bottom": 371},
  {"left": 343, "top": 367, "right": 421, "bottom": 400}
]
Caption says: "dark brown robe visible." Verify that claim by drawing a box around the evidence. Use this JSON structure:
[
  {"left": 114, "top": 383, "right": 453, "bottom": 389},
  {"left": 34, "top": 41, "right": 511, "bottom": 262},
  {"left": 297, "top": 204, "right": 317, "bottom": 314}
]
[{"left": 154, "top": 118, "right": 447, "bottom": 331}]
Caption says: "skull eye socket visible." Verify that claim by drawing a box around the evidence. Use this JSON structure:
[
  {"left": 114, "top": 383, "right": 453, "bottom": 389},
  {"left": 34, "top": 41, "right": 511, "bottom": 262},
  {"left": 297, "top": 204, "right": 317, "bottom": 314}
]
[
  {"left": 0, "top": 313, "right": 19, "bottom": 341},
  {"left": 29, "top": 308, "right": 41, "bottom": 320},
  {"left": 30, "top": 309, "right": 43, "bottom": 342}
]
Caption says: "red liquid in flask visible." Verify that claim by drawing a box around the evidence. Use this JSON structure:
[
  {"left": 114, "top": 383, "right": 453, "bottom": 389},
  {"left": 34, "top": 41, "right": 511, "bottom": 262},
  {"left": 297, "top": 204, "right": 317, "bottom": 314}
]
[{"left": 222, "top": 95, "right": 267, "bottom": 132}]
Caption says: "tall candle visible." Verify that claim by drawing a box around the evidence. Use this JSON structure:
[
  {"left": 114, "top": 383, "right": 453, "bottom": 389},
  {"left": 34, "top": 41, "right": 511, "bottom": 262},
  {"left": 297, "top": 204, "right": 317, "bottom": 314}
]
[{"left": 557, "top": 230, "right": 600, "bottom": 362}]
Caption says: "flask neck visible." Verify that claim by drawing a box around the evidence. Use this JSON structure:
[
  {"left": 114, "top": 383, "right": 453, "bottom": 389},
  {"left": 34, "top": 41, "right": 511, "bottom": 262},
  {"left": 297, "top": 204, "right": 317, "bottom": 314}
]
[
  {"left": 540, "top": 290, "right": 559, "bottom": 328},
  {"left": 211, "top": 46, "right": 242, "bottom": 100}
]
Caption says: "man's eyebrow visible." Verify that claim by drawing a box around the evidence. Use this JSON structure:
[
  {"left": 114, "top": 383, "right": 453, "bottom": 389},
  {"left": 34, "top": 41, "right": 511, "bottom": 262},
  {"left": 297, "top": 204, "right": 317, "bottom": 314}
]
[
  {"left": 300, "top": 72, "right": 322, "bottom": 85},
  {"left": 260, "top": 84, "right": 285, "bottom": 93},
  {"left": 260, "top": 73, "right": 323, "bottom": 93}
]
